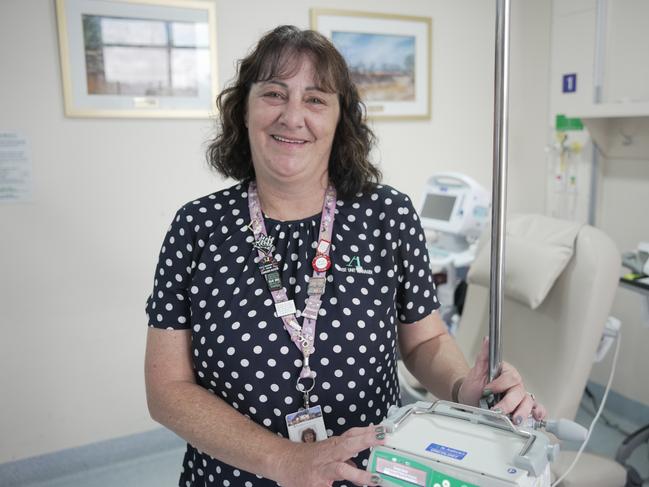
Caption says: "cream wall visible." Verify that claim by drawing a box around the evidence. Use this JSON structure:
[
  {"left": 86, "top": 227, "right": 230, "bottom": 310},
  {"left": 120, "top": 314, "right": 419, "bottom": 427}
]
[{"left": 0, "top": 0, "right": 551, "bottom": 462}]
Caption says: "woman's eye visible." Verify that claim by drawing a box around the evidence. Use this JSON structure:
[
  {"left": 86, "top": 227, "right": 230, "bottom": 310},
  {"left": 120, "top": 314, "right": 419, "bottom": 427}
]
[
  {"left": 308, "top": 97, "right": 324, "bottom": 105},
  {"left": 264, "top": 92, "right": 283, "bottom": 99}
]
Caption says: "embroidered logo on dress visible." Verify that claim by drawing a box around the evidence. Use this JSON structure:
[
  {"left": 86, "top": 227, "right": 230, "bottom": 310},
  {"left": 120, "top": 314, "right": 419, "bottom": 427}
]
[
  {"left": 338, "top": 255, "right": 374, "bottom": 275},
  {"left": 347, "top": 256, "right": 362, "bottom": 268}
]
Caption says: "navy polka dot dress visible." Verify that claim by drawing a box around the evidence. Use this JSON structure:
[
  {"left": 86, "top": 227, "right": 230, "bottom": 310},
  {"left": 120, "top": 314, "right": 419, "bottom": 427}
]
[{"left": 146, "top": 182, "right": 440, "bottom": 486}]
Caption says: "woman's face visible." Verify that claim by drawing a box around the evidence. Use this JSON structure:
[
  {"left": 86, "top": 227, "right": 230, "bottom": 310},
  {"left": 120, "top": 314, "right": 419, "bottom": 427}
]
[
  {"left": 302, "top": 429, "right": 316, "bottom": 442},
  {"left": 246, "top": 56, "right": 340, "bottom": 186}
]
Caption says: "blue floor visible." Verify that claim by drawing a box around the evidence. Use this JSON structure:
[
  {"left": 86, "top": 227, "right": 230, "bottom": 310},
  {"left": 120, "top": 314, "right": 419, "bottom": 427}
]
[
  {"left": 2, "top": 392, "right": 648, "bottom": 487},
  {"left": 23, "top": 448, "right": 186, "bottom": 487}
]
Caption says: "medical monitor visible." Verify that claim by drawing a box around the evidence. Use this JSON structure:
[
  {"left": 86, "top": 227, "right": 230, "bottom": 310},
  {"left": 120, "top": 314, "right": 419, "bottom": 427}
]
[
  {"left": 421, "top": 193, "right": 457, "bottom": 222},
  {"left": 419, "top": 173, "right": 490, "bottom": 242}
]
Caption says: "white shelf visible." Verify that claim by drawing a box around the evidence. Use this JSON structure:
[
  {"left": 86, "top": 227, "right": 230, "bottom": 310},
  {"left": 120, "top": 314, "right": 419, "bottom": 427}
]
[
  {"left": 579, "top": 116, "right": 649, "bottom": 160},
  {"left": 569, "top": 102, "right": 649, "bottom": 120},
  {"left": 560, "top": 102, "right": 649, "bottom": 159}
]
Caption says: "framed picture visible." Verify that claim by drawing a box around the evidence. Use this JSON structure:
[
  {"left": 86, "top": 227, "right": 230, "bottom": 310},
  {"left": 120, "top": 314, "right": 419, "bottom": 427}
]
[
  {"left": 55, "top": 0, "right": 218, "bottom": 118},
  {"left": 311, "top": 9, "right": 432, "bottom": 120}
]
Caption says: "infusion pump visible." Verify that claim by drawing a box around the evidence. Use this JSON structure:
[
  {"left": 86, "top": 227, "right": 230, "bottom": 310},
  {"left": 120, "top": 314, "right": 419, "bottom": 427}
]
[{"left": 368, "top": 401, "right": 556, "bottom": 487}]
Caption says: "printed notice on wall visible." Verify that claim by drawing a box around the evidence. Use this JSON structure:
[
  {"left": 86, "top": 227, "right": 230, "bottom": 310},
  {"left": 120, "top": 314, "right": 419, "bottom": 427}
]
[{"left": 0, "top": 131, "right": 33, "bottom": 203}]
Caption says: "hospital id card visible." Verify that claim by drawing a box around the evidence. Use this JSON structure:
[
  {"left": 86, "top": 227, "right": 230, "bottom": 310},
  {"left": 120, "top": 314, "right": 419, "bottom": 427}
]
[{"left": 285, "top": 405, "right": 327, "bottom": 443}]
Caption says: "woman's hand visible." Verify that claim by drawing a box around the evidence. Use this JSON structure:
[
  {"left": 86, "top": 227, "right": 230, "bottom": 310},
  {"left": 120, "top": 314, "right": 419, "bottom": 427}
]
[
  {"left": 458, "top": 337, "right": 547, "bottom": 424},
  {"left": 273, "top": 425, "right": 386, "bottom": 487}
]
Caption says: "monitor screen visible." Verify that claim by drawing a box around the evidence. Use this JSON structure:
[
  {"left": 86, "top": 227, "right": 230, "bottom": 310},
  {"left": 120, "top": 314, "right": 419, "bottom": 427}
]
[{"left": 422, "top": 193, "right": 457, "bottom": 222}]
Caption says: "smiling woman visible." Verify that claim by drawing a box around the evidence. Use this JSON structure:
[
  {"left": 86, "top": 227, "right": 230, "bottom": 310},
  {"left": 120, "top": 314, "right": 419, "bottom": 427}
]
[{"left": 144, "top": 24, "right": 541, "bottom": 487}]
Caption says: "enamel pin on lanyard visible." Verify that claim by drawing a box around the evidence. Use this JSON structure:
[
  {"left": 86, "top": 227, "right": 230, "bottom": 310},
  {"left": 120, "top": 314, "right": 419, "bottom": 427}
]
[{"left": 247, "top": 181, "right": 337, "bottom": 436}]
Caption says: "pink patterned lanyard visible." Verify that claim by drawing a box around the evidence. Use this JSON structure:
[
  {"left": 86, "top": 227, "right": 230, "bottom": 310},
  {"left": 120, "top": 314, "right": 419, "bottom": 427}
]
[{"left": 247, "top": 181, "right": 337, "bottom": 398}]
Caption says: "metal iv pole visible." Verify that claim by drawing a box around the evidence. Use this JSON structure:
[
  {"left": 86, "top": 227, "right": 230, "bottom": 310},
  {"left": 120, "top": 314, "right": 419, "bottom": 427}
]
[{"left": 489, "top": 0, "right": 511, "bottom": 385}]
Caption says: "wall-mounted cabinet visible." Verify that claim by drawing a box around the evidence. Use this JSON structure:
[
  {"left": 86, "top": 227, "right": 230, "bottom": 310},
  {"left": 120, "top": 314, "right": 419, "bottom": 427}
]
[
  {"left": 551, "top": 0, "right": 649, "bottom": 158},
  {"left": 599, "top": 0, "right": 649, "bottom": 106}
]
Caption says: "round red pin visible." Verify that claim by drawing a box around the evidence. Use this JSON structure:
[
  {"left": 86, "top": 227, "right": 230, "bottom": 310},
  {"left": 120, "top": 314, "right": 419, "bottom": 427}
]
[{"left": 312, "top": 254, "right": 331, "bottom": 272}]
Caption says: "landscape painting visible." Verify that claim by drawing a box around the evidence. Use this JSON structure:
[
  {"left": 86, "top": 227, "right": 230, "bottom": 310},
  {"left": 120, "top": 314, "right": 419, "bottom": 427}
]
[
  {"left": 312, "top": 9, "right": 431, "bottom": 119},
  {"left": 332, "top": 31, "right": 415, "bottom": 102}
]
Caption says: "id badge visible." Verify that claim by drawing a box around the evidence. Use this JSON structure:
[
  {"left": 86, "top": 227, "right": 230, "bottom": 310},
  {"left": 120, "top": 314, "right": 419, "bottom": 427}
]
[{"left": 285, "top": 405, "right": 327, "bottom": 443}]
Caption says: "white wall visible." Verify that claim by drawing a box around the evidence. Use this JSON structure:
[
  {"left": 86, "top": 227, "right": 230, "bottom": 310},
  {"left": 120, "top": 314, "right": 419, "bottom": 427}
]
[
  {"left": 0, "top": 0, "right": 551, "bottom": 462},
  {"left": 590, "top": 156, "right": 649, "bottom": 404}
]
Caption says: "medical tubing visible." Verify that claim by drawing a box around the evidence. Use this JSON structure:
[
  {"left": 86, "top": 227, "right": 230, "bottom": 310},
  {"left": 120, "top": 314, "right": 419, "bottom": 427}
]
[
  {"left": 550, "top": 330, "right": 622, "bottom": 487},
  {"left": 488, "top": 0, "right": 511, "bottom": 383}
]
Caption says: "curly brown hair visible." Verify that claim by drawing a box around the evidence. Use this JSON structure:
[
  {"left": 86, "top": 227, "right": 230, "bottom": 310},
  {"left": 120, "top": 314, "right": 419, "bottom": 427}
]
[{"left": 206, "top": 25, "right": 381, "bottom": 200}]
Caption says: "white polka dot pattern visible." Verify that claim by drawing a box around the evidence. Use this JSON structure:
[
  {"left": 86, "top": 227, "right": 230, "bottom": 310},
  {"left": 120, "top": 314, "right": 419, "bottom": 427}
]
[{"left": 145, "top": 183, "right": 439, "bottom": 486}]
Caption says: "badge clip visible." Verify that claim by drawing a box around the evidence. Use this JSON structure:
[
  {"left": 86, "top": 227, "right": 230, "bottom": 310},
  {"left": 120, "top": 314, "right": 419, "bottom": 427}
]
[{"left": 307, "top": 276, "right": 326, "bottom": 295}]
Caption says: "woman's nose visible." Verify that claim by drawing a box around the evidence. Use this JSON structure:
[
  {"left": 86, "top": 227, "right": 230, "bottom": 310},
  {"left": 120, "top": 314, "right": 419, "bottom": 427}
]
[{"left": 279, "top": 98, "right": 305, "bottom": 129}]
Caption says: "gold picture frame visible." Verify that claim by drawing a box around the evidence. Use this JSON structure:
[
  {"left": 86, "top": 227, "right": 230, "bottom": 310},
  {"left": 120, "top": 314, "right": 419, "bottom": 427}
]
[
  {"left": 311, "top": 8, "right": 432, "bottom": 121},
  {"left": 55, "top": 0, "right": 218, "bottom": 118}
]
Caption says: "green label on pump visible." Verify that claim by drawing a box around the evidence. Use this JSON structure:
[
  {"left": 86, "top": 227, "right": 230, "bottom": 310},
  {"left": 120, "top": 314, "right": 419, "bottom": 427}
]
[{"left": 370, "top": 450, "right": 479, "bottom": 487}]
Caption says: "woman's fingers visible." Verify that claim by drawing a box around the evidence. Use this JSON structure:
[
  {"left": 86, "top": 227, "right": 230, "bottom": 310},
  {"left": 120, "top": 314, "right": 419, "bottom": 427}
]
[
  {"left": 341, "top": 424, "right": 384, "bottom": 438},
  {"left": 487, "top": 362, "right": 524, "bottom": 415},
  {"left": 332, "top": 425, "right": 386, "bottom": 461},
  {"left": 464, "top": 346, "right": 548, "bottom": 425},
  {"left": 486, "top": 362, "right": 522, "bottom": 393},
  {"left": 485, "top": 361, "right": 547, "bottom": 422},
  {"left": 532, "top": 401, "right": 547, "bottom": 420},
  {"left": 509, "top": 390, "right": 535, "bottom": 425},
  {"left": 491, "top": 383, "right": 525, "bottom": 415},
  {"left": 326, "top": 460, "right": 381, "bottom": 486}
]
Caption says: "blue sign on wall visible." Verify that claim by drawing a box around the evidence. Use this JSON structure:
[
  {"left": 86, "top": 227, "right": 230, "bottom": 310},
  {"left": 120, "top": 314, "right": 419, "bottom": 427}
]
[{"left": 562, "top": 73, "right": 577, "bottom": 93}]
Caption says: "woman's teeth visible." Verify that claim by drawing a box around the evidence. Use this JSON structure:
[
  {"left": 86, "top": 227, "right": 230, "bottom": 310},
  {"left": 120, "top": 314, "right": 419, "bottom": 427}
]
[{"left": 272, "top": 135, "right": 306, "bottom": 144}]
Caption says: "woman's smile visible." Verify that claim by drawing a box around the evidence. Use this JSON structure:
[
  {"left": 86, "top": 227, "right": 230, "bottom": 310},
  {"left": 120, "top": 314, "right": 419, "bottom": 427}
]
[{"left": 270, "top": 134, "right": 309, "bottom": 145}]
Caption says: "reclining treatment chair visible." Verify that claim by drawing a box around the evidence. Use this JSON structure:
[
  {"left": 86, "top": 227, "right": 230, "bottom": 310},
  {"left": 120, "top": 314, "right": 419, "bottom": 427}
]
[
  {"left": 400, "top": 214, "right": 628, "bottom": 486},
  {"left": 456, "top": 215, "right": 628, "bottom": 486}
]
